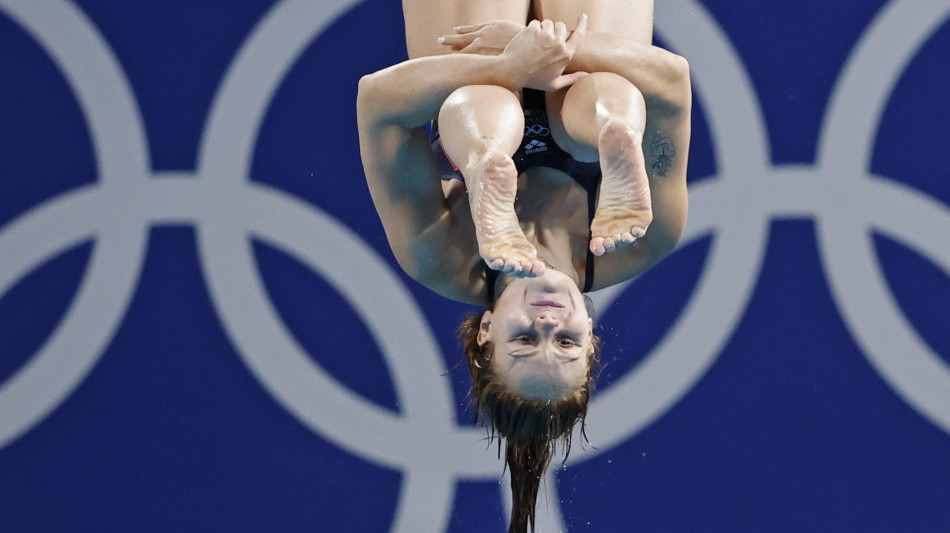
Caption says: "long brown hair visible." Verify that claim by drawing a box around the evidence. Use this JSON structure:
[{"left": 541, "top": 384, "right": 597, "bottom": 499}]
[{"left": 458, "top": 312, "right": 601, "bottom": 533}]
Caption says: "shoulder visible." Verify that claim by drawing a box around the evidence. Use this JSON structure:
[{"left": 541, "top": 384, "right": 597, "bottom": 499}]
[
  {"left": 409, "top": 251, "right": 490, "bottom": 306},
  {"left": 395, "top": 182, "right": 491, "bottom": 306}
]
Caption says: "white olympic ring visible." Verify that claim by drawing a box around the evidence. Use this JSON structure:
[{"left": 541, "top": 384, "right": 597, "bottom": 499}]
[{"left": 1, "top": 0, "right": 949, "bottom": 531}]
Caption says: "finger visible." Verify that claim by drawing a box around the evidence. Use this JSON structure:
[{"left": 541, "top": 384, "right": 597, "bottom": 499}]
[
  {"left": 453, "top": 22, "right": 488, "bottom": 34},
  {"left": 568, "top": 13, "right": 588, "bottom": 43},
  {"left": 461, "top": 40, "right": 482, "bottom": 53},
  {"left": 438, "top": 34, "right": 472, "bottom": 47},
  {"left": 527, "top": 19, "right": 542, "bottom": 31},
  {"left": 540, "top": 19, "right": 554, "bottom": 35},
  {"left": 547, "top": 70, "right": 589, "bottom": 91},
  {"left": 554, "top": 21, "right": 568, "bottom": 42}
]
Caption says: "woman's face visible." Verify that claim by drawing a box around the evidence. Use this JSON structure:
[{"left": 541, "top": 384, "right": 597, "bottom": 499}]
[{"left": 478, "top": 269, "right": 594, "bottom": 400}]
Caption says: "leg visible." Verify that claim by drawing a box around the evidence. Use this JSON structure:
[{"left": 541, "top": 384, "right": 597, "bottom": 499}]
[
  {"left": 549, "top": 72, "right": 653, "bottom": 256},
  {"left": 438, "top": 85, "right": 545, "bottom": 276},
  {"left": 403, "top": 0, "right": 531, "bottom": 59},
  {"left": 532, "top": 0, "right": 653, "bottom": 45}
]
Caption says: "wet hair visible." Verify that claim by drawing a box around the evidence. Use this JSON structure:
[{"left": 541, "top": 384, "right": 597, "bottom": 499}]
[{"left": 457, "top": 303, "right": 602, "bottom": 533}]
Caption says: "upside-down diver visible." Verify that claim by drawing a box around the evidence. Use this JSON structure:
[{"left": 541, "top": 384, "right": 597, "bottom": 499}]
[{"left": 357, "top": 1, "right": 690, "bottom": 530}]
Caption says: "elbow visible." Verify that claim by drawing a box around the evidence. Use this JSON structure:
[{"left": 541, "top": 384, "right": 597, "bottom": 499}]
[
  {"left": 657, "top": 53, "right": 692, "bottom": 111},
  {"left": 667, "top": 53, "right": 690, "bottom": 86},
  {"left": 357, "top": 71, "right": 399, "bottom": 129},
  {"left": 644, "top": 209, "right": 687, "bottom": 262},
  {"left": 357, "top": 73, "right": 381, "bottom": 114},
  {"left": 671, "top": 54, "right": 691, "bottom": 94},
  {"left": 393, "top": 250, "right": 423, "bottom": 282},
  {"left": 670, "top": 54, "right": 692, "bottom": 108},
  {"left": 393, "top": 248, "right": 444, "bottom": 290}
]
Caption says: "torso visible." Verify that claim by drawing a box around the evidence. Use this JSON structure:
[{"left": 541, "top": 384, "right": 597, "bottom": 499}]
[
  {"left": 442, "top": 164, "right": 595, "bottom": 304},
  {"left": 432, "top": 88, "right": 600, "bottom": 302}
]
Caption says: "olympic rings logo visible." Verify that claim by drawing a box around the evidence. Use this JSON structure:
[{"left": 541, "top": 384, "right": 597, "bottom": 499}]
[
  {"left": 1, "top": 0, "right": 949, "bottom": 531},
  {"left": 525, "top": 123, "right": 551, "bottom": 137}
]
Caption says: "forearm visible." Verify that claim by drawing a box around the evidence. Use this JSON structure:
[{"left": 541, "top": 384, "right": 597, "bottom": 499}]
[
  {"left": 357, "top": 54, "right": 517, "bottom": 129},
  {"left": 570, "top": 32, "right": 690, "bottom": 110}
]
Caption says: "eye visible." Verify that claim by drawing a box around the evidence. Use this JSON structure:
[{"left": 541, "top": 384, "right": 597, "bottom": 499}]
[
  {"left": 512, "top": 333, "right": 535, "bottom": 344},
  {"left": 556, "top": 337, "right": 580, "bottom": 347}
]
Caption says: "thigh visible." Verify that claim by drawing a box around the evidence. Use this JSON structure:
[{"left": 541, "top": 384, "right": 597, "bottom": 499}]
[
  {"left": 403, "top": 0, "right": 531, "bottom": 58},
  {"left": 532, "top": 0, "right": 653, "bottom": 44}
]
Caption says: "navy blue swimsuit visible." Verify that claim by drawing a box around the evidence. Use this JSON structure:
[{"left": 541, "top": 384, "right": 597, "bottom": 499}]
[{"left": 429, "top": 89, "right": 601, "bottom": 302}]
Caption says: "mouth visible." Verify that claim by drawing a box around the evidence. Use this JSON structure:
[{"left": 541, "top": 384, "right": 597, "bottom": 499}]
[{"left": 531, "top": 301, "right": 565, "bottom": 308}]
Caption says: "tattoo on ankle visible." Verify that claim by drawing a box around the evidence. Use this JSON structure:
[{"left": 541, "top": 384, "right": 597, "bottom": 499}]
[{"left": 650, "top": 134, "right": 676, "bottom": 177}]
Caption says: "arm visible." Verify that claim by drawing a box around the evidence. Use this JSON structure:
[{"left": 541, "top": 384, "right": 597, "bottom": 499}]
[
  {"left": 359, "top": 54, "right": 517, "bottom": 130},
  {"left": 357, "top": 54, "right": 513, "bottom": 302},
  {"left": 361, "top": 16, "right": 589, "bottom": 129},
  {"left": 586, "top": 51, "right": 691, "bottom": 289},
  {"left": 570, "top": 32, "right": 690, "bottom": 112},
  {"left": 588, "top": 104, "right": 690, "bottom": 290}
]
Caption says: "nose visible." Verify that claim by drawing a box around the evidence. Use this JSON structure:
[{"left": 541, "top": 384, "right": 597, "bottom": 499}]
[{"left": 535, "top": 310, "right": 559, "bottom": 329}]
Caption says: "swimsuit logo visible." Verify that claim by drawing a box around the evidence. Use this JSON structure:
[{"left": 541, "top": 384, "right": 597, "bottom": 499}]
[
  {"left": 524, "top": 124, "right": 550, "bottom": 137},
  {"left": 524, "top": 139, "right": 547, "bottom": 154}
]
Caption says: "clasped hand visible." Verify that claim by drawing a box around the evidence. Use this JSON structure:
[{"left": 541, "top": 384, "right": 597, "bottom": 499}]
[
  {"left": 440, "top": 19, "right": 524, "bottom": 56},
  {"left": 456, "top": 14, "right": 588, "bottom": 92}
]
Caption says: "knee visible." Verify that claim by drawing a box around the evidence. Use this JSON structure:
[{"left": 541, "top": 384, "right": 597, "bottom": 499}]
[
  {"left": 573, "top": 71, "right": 632, "bottom": 89},
  {"left": 440, "top": 85, "right": 520, "bottom": 116},
  {"left": 437, "top": 85, "right": 524, "bottom": 159},
  {"left": 570, "top": 72, "right": 644, "bottom": 101},
  {"left": 557, "top": 73, "right": 646, "bottom": 155},
  {"left": 563, "top": 73, "right": 646, "bottom": 123}
]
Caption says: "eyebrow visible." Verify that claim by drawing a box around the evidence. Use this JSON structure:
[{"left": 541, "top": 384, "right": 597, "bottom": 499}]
[
  {"left": 507, "top": 343, "right": 584, "bottom": 360},
  {"left": 507, "top": 347, "right": 538, "bottom": 358}
]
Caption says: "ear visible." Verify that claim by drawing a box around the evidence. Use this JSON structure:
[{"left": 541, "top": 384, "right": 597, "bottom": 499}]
[
  {"left": 477, "top": 310, "right": 493, "bottom": 346},
  {"left": 587, "top": 317, "right": 595, "bottom": 355}
]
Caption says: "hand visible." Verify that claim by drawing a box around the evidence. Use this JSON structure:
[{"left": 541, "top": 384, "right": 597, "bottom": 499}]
[
  {"left": 499, "top": 14, "right": 588, "bottom": 91},
  {"left": 438, "top": 20, "right": 524, "bottom": 56}
]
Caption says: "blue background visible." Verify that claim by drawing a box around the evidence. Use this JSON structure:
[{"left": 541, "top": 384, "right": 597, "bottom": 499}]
[{"left": 1, "top": 0, "right": 949, "bottom": 531}]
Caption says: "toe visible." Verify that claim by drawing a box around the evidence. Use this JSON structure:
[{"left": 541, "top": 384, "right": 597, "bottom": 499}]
[
  {"left": 505, "top": 259, "right": 527, "bottom": 276},
  {"left": 590, "top": 237, "right": 606, "bottom": 257},
  {"left": 529, "top": 258, "right": 546, "bottom": 277}
]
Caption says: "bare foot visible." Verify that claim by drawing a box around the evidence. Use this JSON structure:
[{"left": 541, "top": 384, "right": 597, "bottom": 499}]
[
  {"left": 466, "top": 152, "right": 546, "bottom": 277},
  {"left": 589, "top": 120, "right": 653, "bottom": 256}
]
